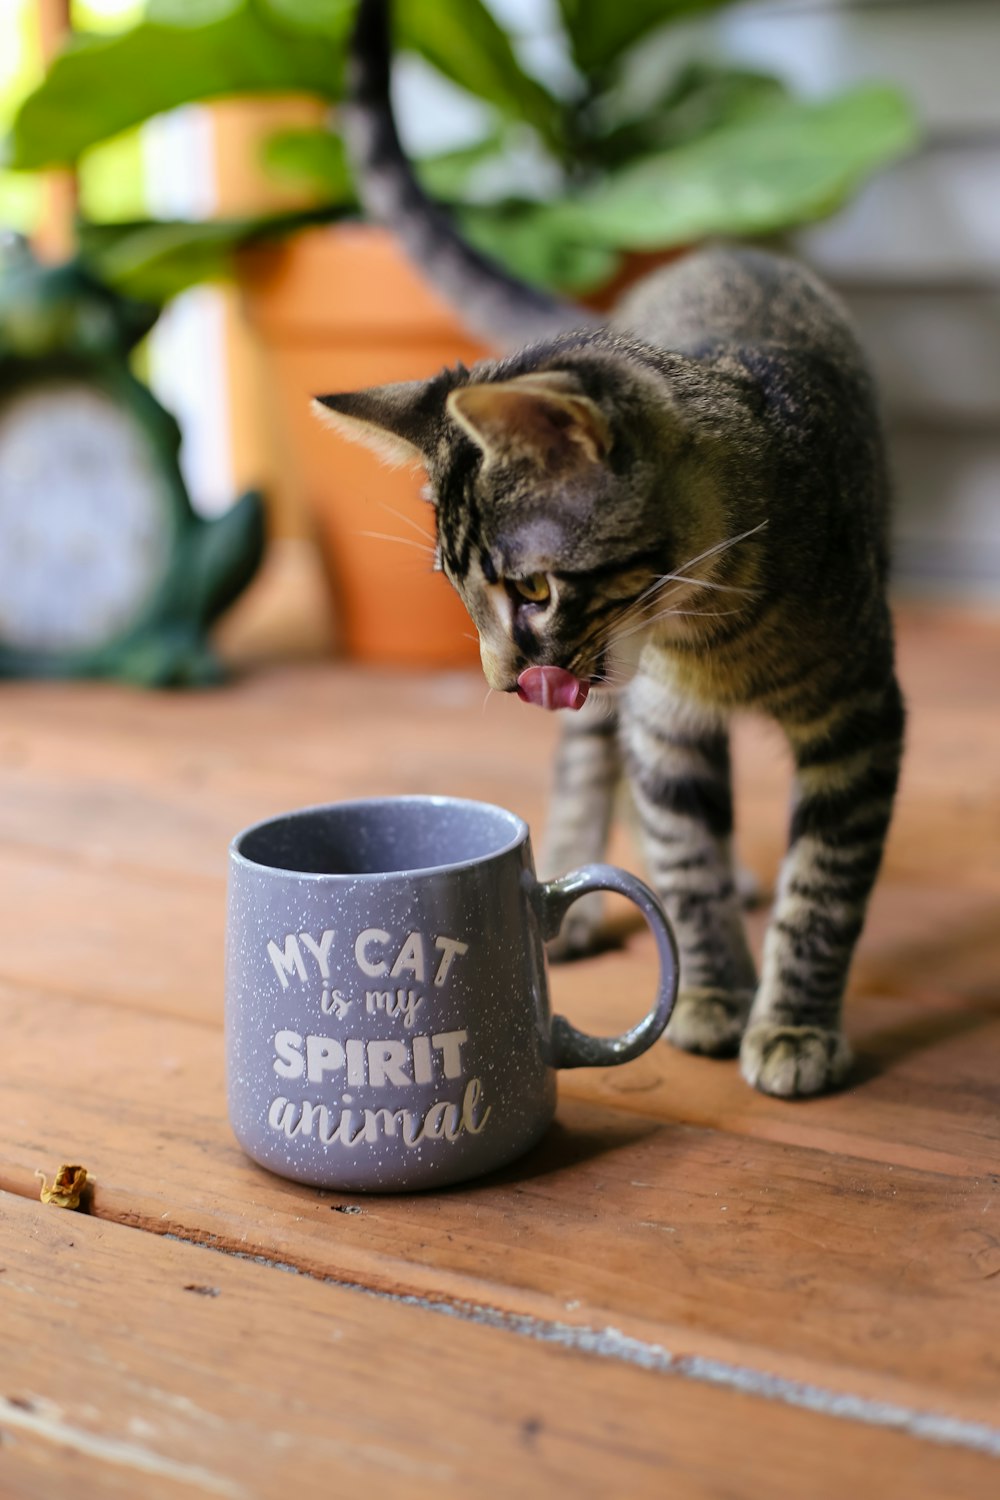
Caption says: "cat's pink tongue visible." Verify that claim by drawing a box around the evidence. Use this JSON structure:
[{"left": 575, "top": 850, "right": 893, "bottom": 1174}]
[{"left": 516, "top": 666, "right": 590, "bottom": 711}]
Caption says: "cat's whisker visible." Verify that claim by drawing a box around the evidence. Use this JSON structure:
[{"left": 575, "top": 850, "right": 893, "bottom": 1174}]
[
  {"left": 626, "top": 572, "right": 676, "bottom": 609},
  {"left": 630, "top": 601, "right": 747, "bottom": 634},
  {"left": 624, "top": 525, "right": 767, "bottom": 616},
  {"left": 585, "top": 686, "right": 623, "bottom": 720},
  {"left": 595, "top": 523, "right": 768, "bottom": 650},
  {"left": 662, "top": 573, "right": 758, "bottom": 596},
  {"left": 665, "top": 606, "right": 750, "bottom": 620},
  {"left": 585, "top": 652, "right": 635, "bottom": 688},
  {"left": 356, "top": 529, "right": 437, "bottom": 558},
  {"left": 374, "top": 500, "right": 438, "bottom": 545},
  {"left": 599, "top": 583, "right": 681, "bottom": 639},
  {"left": 595, "top": 582, "right": 688, "bottom": 645},
  {"left": 601, "top": 615, "right": 673, "bottom": 649},
  {"left": 632, "top": 529, "right": 766, "bottom": 607},
  {"left": 600, "top": 597, "right": 749, "bottom": 654},
  {"left": 613, "top": 571, "right": 685, "bottom": 619},
  {"left": 671, "top": 521, "right": 769, "bottom": 578}
]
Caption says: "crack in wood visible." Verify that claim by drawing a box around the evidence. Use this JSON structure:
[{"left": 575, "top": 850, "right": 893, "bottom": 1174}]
[
  {"left": 6, "top": 1193, "right": 994, "bottom": 1461},
  {"left": 141, "top": 1228, "right": 1000, "bottom": 1461}
]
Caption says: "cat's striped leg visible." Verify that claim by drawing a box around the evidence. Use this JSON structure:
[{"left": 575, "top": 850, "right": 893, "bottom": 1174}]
[
  {"left": 541, "top": 696, "right": 622, "bottom": 959},
  {"left": 741, "top": 674, "right": 905, "bottom": 1097},
  {"left": 624, "top": 681, "right": 757, "bottom": 1055}
]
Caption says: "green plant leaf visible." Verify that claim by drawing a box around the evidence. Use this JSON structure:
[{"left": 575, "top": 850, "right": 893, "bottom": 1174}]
[
  {"left": 396, "top": 0, "right": 566, "bottom": 154},
  {"left": 555, "top": 0, "right": 728, "bottom": 78},
  {"left": 77, "top": 206, "right": 341, "bottom": 302},
  {"left": 3, "top": 2, "right": 345, "bottom": 171},
  {"left": 258, "top": 0, "right": 354, "bottom": 35},
  {"left": 260, "top": 126, "right": 355, "bottom": 199},
  {"left": 148, "top": 0, "right": 352, "bottom": 37},
  {"left": 260, "top": 123, "right": 507, "bottom": 203},
  {"left": 416, "top": 131, "right": 508, "bottom": 199},
  {"left": 458, "top": 203, "right": 619, "bottom": 294},
  {"left": 591, "top": 63, "right": 791, "bottom": 166},
  {"left": 146, "top": 1, "right": 242, "bottom": 24},
  {"left": 6, "top": 0, "right": 566, "bottom": 171},
  {"left": 545, "top": 85, "right": 919, "bottom": 248}
]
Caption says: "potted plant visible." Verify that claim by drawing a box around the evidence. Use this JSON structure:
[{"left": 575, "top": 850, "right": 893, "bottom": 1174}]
[{"left": 4, "top": 0, "right": 917, "bottom": 665}]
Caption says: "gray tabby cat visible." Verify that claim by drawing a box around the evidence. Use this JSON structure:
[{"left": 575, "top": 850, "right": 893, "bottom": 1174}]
[{"left": 315, "top": 0, "right": 905, "bottom": 1097}]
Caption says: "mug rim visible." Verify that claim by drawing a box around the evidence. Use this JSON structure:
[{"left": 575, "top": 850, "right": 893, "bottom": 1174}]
[{"left": 229, "top": 794, "right": 529, "bottom": 883}]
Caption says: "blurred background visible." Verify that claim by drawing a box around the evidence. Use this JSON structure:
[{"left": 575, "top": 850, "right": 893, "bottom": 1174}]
[{"left": 1, "top": 0, "right": 996, "bottom": 683}]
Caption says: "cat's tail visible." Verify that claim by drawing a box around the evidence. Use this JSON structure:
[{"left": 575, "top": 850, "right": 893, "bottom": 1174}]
[{"left": 342, "top": 0, "right": 592, "bottom": 348}]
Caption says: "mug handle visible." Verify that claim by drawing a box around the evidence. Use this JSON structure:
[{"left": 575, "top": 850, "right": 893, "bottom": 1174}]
[{"left": 533, "top": 863, "right": 680, "bottom": 1068}]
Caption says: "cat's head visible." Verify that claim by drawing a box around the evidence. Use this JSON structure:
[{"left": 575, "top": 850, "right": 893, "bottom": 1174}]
[{"left": 315, "top": 347, "right": 712, "bottom": 704}]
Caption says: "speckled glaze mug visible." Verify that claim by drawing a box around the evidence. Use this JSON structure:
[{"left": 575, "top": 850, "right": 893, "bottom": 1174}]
[{"left": 226, "top": 796, "right": 678, "bottom": 1193}]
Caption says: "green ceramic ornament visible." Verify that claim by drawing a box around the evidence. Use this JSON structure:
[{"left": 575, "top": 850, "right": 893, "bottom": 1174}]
[{"left": 0, "top": 235, "right": 264, "bottom": 685}]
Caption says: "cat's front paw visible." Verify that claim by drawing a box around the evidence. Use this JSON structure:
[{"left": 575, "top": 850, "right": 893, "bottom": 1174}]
[
  {"left": 666, "top": 987, "right": 753, "bottom": 1057},
  {"left": 740, "top": 1022, "right": 852, "bottom": 1098}
]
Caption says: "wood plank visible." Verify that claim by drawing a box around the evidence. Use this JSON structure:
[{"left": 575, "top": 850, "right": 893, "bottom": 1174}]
[
  {"left": 0, "top": 843, "right": 996, "bottom": 1167},
  {"left": 1, "top": 989, "right": 999, "bottom": 1429},
  {"left": 0, "top": 614, "right": 993, "bottom": 910},
  {"left": 0, "top": 611, "right": 998, "bottom": 1489},
  {"left": 3, "top": 1193, "right": 996, "bottom": 1500},
  {"left": 0, "top": 611, "right": 996, "bottom": 1173},
  {"left": 0, "top": 615, "right": 994, "bottom": 1173},
  {"left": 0, "top": 669, "right": 557, "bottom": 883},
  {"left": 0, "top": 611, "right": 994, "bottom": 896},
  {"left": 554, "top": 923, "right": 1000, "bottom": 1179}
]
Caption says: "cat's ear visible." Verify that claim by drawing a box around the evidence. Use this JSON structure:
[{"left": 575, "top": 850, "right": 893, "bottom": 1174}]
[
  {"left": 446, "top": 372, "right": 611, "bottom": 468},
  {"left": 313, "top": 381, "right": 438, "bottom": 468}
]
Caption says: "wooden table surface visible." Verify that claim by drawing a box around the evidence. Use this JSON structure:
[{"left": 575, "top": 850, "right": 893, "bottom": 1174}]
[{"left": 1, "top": 605, "right": 998, "bottom": 1498}]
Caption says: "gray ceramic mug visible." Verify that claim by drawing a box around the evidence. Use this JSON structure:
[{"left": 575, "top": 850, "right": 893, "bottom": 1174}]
[{"left": 226, "top": 795, "right": 679, "bottom": 1193}]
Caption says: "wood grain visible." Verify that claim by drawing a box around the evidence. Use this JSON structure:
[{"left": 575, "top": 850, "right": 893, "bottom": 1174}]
[
  {"left": 0, "top": 607, "right": 998, "bottom": 1492},
  {"left": 1, "top": 986, "right": 999, "bottom": 1428},
  {"left": 2, "top": 1192, "right": 997, "bottom": 1500}
]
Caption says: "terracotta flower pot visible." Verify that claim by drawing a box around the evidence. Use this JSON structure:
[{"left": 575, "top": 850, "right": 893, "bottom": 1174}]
[{"left": 239, "top": 225, "right": 489, "bottom": 667}]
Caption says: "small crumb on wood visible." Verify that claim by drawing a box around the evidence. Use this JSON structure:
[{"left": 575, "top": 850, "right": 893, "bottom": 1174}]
[
  {"left": 183, "top": 1284, "right": 221, "bottom": 1298},
  {"left": 520, "top": 1416, "right": 543, "bottom": 1448},
  {"left": 36, "top": 1164, "right": 88, "bottom": 1210}
]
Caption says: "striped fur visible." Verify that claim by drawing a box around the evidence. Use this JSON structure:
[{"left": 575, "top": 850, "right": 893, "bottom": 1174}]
[{"left": 316, "top": 0, "right": 907, "bottom": 1097}]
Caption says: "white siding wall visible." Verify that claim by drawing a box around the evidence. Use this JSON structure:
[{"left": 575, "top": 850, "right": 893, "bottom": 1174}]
[
  {"left": 142, "top": 108, "right": 234, "bottom": 518},
  {"left": 681, "top": 0, "right": 1000, "bottom": 598}
]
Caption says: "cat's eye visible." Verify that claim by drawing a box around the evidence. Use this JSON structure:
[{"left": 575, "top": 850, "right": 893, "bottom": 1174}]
[{"left": 510, "top": 574, "right": 551, "bottom": 606}]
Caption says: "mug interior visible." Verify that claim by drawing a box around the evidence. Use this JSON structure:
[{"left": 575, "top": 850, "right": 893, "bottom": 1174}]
[{"left": 233, "top": 796, "right": 525, "bottom": 878}]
